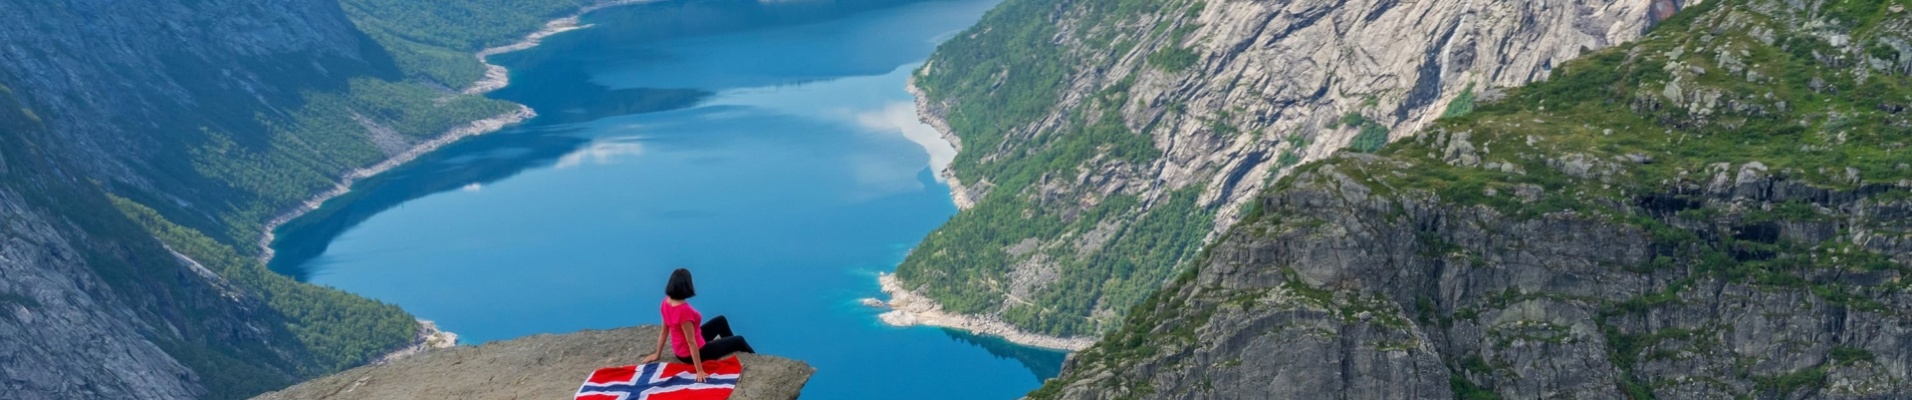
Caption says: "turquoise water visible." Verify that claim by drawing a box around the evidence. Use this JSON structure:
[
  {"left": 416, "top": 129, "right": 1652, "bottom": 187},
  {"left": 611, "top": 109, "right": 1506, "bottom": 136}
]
[{"left": 267, "top": 0, "right": 1068, "bottom": 398}]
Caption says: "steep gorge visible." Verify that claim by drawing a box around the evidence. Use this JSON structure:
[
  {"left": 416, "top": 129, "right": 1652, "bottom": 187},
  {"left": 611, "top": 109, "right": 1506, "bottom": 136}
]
[{"left": 901, "top": 0, "right": 1693, "bottom": 340}]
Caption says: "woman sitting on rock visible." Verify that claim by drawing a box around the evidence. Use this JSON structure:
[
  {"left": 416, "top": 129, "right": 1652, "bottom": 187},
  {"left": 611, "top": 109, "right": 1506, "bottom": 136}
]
[{"left": 642, "top": 268, "right": 756, "bottom": 382}]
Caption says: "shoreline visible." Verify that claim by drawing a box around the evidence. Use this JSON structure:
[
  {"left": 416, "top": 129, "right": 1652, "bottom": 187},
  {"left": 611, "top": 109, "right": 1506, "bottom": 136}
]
[
  {"left": 257, "top": 0, "right": 652, "bottom": 359},
  {"left": 256, "top": 0, "right": 649, "bottom": 262},
  {"left": 870, "top": 273, "right": 1094, "bottom": 351},
  {"left": 255, "top": 105, "right": 533, "bottom": 261},
  {"left": 905, "top": 76, "right": 976, "bottom": 210},
  {"left": 372, "top": 320, "right": 460, "bottom": 364},
  {"left": 892, "top": 75, "right": 1092, "bottom": 351},
  {"left": 465, "top": 0, "right": 653, "bottom": 95}
]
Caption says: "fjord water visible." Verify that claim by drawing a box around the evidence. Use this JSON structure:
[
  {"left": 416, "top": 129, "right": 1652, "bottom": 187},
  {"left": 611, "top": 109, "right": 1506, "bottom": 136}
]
[{"left": 267, "top": 0, "right": 1068, "bottom": 397}]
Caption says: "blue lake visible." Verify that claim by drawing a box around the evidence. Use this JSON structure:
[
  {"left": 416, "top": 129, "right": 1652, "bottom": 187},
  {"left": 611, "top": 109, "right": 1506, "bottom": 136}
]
[{"left": 267, "top": 0, "right": 1066, "bottom": 398}]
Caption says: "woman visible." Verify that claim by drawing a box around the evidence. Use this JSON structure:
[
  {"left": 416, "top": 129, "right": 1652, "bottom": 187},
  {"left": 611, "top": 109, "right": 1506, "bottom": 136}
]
[{"left": 641, "top": 268, "right": 756, "bottom": 382}]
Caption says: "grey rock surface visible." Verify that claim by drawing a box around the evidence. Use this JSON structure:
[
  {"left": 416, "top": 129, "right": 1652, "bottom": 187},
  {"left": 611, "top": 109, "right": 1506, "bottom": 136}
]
[
  {"left": 909, "top": 0, "right": 1696, "bottom": 336},
  {"left": 0, "top": 0, "right": 399, "bottom": 398},
  {"left": 0, "top": 188, "right": 204, "bottom": 399},
  {"left": 1038, "top": 155, "right": 1912, "bottom": 400},
  {"left": 252, "top": 326, "right": 814, "bottom": 400},
  {"left": 1030, "top": 2, "right": 1912, "bottom": 398}
]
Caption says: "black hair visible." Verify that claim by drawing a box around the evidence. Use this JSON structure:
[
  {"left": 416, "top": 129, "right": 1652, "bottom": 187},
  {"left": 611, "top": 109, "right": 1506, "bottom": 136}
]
[{"left": 665, "top": 268, "right": 696, "bottom": 300}]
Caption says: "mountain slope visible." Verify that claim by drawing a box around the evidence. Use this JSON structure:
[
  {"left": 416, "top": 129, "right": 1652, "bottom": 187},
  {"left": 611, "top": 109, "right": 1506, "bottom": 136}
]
[
  {"left": 901, "top": 0, "right": 1691, "bottom": 339},
  {"left": 1033, "top": 0, "right": 1912, "bottom": 398},
  {"left": 0, "top": 0, "right": 603, "bottom": 398},
  {"left": 0, "top": 1, "right": 428, "bottom": 397}
]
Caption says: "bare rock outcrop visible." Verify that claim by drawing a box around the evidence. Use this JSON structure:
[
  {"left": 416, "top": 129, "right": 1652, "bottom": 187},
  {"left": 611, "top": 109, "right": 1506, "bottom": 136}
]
[
  {"left": 902, "top": 0, "right": 1695, "bottom": 339},
  {"left": 1030, "top": 1, "right": 1912, "bottom": 398},
  {"left": 252, "top": 326, "right": 814, "bottom": 400}
]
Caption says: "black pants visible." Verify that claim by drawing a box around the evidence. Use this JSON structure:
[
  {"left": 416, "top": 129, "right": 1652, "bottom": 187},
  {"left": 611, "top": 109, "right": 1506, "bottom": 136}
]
[{"left": 676, "top": 315, "right": 755, "bottom": 364}]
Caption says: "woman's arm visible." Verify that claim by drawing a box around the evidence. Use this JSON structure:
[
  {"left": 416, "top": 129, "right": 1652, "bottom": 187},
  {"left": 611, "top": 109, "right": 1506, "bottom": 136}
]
[
  {"left": 642, "top": 325, "right": 668, "bottom": 363},
  {"left": 681, "top": 321, "right": 706, "bottom": 382}
]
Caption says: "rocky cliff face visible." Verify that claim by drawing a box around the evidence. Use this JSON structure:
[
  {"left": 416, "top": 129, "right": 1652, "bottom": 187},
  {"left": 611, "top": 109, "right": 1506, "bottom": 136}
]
[
  {"left": 902, "top": 0, "right": 1692, "bottom": 338},
  {"left": 0, "top": 186, "right": 207, "bottom": 399},
  {"left": 1033, "top": 0, "right": 1912, "bottom": 398},
  {"left": 0, "top": 0, "right": 462, "bottom": 398},
  {"left": 251, "top": 326, "right": 815, "bottom": 400}
]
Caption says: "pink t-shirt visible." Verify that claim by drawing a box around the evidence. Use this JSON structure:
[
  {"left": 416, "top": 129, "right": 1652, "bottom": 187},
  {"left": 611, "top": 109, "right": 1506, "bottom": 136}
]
[{"left": 660, "top": 299, "right": 705, "bottom": 357}]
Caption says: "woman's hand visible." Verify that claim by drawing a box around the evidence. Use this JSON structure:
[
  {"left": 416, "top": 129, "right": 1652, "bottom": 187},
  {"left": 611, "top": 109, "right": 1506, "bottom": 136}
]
[
  {"left": 640, "top": 353, "right": 659, "bottom": 364},
  {"left": 695, "top": 370, "right": 708, "bottom": 383}
]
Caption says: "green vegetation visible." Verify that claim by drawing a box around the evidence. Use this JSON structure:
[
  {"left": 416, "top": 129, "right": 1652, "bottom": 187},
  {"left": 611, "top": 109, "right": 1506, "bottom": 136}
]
[
  {"left": 1441, "top": 83, "right": 1477, "bottom": 119},
  {"left": 907, "top": 0, "right": 1224, "bottom": 337},
  {"left": 1003, "top": 190, "right": 1215, "bottom": 335},
  {"left": 1028, "top": 264, "right": 1206, "bottom": 400},
  {"left": 179, "top": 78, "right": 516, "bottom": 247},
  {"left": 0, "top": 3, "right": 585, "bottom": 396},
  {"left": 340, "top": 0, "right": 592, "bottom": 87},
  {"left": 136, "top": 1, "right": 586, "bottom": 255},
  {"left": 52, "top": 1, "right": 598, "bottom": 396},
  {"left": 113, "top": 197, "right": 416, "bottom": 372},
  {"left": 1275, "top": 150, "right": 1302, "bottom": 171},
  {"left": 1752, "top": 366, "right": 1828, "bottom": 397},
  {"left": 1208, "top": 109, "right": 1242, "bottom": 136},
  {"left": 918, "top": 0, "right": 1199, "bottom": 185},
  {"left": 1830, "top": 346, "right": 1876, "bottom": 364},
  {"left": 1333, "top": 2, "right": 1910, "bottom": 391},
  {"left": 1338, "top": 112, "right": 1390, "bottom": 153},
  {"left": 0, "top": 144, "right": 318, "bottom": 400},
  {"left": 1148, "top": 47, "right": 1201, "bottom": 72},
  {"left": 898, "top": 186, "right": 1213, "bottom": 335},
  {"left": 1450, "top": 374, "right": 1503, "bottom": 400},
  {"left": 1033, "top": 1, "right": 1912, "bottom": 397}
]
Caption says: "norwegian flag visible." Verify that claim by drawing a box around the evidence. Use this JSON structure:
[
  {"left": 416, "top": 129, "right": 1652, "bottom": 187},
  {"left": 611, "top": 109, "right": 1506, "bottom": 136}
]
[{"left": 576, "top": 357, "right": 743, "bottom": 400}]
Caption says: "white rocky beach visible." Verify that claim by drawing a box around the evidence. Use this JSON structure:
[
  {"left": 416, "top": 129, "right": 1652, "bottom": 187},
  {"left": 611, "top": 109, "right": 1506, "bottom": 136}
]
[{"left": 871, "top": 273, "right": 1094, "bottom": 351}]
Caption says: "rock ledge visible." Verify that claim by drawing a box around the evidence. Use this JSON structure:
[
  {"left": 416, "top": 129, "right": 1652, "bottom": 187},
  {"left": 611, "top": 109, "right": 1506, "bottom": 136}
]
[{"left": 252, "top": 326, "right": 813, "bottom": 400}]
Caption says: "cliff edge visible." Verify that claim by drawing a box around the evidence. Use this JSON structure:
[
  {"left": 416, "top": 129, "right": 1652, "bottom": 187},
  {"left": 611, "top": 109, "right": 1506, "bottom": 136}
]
[
  {"left": 1030, "top": 1, "right": 1912, "bottom": 398},
  {"left": 252, "top": 326, "right": 814, "bottom": 400}
]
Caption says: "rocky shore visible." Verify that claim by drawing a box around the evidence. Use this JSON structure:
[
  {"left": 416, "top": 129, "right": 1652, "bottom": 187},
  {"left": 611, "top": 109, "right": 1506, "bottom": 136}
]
[
  {"left": 905, "top": 77, "right": 978, "bottom": 210},
  {"left": 369, "top": 320, "right": 459, "bottom": 365},
  {"left": 871, "top": 273, "right": 1094, "bottom": 351},
  {"left": 895, "top": 75, "right": 1088, "bottom": 351},
  {"left": 251, "top": 326, "right": 814, "bottom": 400},
  {"left": 464, "top": 0, "right": 652, "bottom": 95}
]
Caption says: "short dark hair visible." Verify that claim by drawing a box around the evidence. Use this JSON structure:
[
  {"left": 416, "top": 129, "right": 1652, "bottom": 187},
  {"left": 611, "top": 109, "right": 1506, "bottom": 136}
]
[{"left": 665, "top": 268, "right": 696, "bottom": 300}]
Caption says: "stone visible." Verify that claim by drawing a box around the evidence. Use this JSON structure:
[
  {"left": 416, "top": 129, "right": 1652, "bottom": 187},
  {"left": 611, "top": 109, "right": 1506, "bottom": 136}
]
[
  {"left": 906, "top": 0, "right": 1689, "bottom": 337},
  {"left": 252, "top": 326, "right": 813, "bottom": 400},
  {"left": 1030, "top": 5, "right": 1912, "bottom": 398},
  {"left": 1038, "top": 158, "right": 1912, "bottom": 399}
]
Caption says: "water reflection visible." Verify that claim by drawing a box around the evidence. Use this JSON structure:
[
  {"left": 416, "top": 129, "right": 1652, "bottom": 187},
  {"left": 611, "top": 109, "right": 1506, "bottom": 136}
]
[
  {"left": 263, "top": 0, "right": 1071, "bottom": 397},
  {"left": 556, "top": 139, "right": 646, "bottom": 169},
  {"left": 943, "top": 329, "right": 1070, "bottom": 380},
  {"left": 268, "top": 125, "right": 590, "bottom": 278},
  {"left": 271, "top": 0, "right": 951, "bottom": 276}
]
